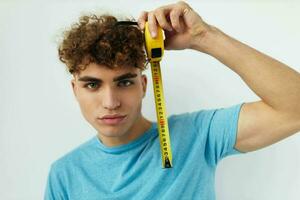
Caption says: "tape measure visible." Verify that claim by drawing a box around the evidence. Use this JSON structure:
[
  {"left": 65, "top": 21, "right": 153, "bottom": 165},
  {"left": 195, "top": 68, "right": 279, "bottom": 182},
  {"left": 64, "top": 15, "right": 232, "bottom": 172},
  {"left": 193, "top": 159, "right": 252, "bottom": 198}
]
[{"left": 144, "top": 22, "right": 173, "bottom": 168}]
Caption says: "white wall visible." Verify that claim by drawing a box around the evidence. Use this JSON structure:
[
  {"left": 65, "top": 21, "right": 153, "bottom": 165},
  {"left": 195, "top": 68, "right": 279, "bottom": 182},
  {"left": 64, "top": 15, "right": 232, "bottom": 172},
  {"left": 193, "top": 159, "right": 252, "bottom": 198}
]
[{"left": 1, "top": 0, "right": 299, "bottom": 199}]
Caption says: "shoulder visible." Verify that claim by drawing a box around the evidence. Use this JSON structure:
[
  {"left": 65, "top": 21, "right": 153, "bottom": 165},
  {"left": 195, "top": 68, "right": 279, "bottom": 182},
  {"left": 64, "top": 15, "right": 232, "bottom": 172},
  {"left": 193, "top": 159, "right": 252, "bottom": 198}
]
[
  {"left": 166, "top": 107, "right": 215, "bottom": 139},
  {"left": 167, "top": 106, "right": 216, "bottom": 126},
  {"left": 50, "top": 136, "right": 96, "bottom": 171},
  {"left": 167, "top": 103, "right": 244, "bottom": 130}
]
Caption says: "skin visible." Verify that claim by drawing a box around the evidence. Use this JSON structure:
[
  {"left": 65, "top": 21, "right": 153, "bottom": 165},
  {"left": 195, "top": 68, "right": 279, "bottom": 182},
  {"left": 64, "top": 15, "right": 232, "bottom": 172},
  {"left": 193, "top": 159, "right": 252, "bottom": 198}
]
[
  {"left": 138, "top": 1, "right": 300, "bottom": 152},
  {"left": 71, "top": 63, "right": 152, "bottom": 147},
  {"left": 69, "top": 1, "right": 300, "bottom": 151}
]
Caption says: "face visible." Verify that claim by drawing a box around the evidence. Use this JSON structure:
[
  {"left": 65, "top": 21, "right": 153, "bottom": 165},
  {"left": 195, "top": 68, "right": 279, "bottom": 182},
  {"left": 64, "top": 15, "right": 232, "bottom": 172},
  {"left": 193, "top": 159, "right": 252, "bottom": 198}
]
[{"left": 71, "top": 63, "right": 148, "bottom": 146}]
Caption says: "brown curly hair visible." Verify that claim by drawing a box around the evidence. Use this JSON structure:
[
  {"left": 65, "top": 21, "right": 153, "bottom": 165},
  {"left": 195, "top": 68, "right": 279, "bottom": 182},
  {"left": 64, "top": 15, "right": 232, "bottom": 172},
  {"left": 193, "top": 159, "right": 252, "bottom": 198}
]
[{"left": 58, "top": 14, "right": 147, "bottom": 74}]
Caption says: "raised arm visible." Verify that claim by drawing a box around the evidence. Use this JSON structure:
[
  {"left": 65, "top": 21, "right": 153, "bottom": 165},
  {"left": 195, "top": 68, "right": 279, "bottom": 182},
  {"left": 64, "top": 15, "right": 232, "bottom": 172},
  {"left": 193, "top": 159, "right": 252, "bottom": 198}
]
[{"left": 138, "top": 1, "right": 300, "bottom": 152}]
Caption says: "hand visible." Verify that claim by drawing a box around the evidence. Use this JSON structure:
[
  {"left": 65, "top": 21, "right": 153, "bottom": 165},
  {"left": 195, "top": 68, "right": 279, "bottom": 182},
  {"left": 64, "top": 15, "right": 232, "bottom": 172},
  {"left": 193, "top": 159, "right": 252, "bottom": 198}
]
[{"left": 137, "top": 1, "right": 211, "bottom": 51}]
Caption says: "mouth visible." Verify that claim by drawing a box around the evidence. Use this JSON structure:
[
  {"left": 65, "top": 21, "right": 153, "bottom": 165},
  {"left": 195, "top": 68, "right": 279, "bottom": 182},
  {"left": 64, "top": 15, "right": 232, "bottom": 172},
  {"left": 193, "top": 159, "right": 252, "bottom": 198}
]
[{"left": 97, "top": 115, "right": 127, "bottom": 125}]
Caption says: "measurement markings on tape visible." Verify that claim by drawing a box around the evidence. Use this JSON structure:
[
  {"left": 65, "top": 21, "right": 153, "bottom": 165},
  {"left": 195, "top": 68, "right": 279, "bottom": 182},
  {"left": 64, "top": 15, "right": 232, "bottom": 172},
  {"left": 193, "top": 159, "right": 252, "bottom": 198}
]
[
  {"left": 150, "top": 62, "right": 172, "bottom": 168},
  {"left": 144, "top": 21, "right": 173, "bottom": 168},
  {"left": 114, "top": 20, "right": 173, "bottom": 168}
]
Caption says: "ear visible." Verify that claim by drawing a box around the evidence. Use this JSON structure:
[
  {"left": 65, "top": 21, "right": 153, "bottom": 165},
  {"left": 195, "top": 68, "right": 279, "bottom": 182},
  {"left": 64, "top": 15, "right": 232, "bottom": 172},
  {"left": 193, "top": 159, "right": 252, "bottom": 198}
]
[
  {"left": 141, "top": 74, "right": 147, "bottom": 98},
  {"left": 71, "top": 79, "right": 78, "bottom": 99}
]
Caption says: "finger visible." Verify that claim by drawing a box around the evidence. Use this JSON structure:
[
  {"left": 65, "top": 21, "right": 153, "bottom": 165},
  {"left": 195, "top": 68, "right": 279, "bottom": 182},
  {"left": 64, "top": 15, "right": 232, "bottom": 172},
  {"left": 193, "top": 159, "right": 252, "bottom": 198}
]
[
  {"left": 148, "top": 11, "right": 158, "bottom": 38},
  {"left": 169, "top": 8, "right": 183, "bottom": 33},
  {"left": 137, "top": 11, "right": 148, "bottom": 30},
  {"left": 154, "top": 9, "right": 173, "bottom": 32},
  {"left": 164, "top": 31, "right": 176, "bottom": 50}
]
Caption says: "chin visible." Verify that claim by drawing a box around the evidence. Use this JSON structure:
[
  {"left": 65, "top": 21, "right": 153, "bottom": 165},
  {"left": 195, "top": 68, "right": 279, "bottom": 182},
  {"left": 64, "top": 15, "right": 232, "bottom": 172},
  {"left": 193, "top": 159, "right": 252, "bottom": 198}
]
[{"left": 96, "top": 124, "right": 129, "bottom": 137}]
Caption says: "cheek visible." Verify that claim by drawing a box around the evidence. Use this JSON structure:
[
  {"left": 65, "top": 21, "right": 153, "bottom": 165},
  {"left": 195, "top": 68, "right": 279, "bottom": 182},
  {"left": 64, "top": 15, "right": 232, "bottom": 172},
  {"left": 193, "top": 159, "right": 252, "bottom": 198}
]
[
  {"left": 77, "top": 92, "right": 98, "bottom": 118},
  {"left": 125, "top": 95, "right": 142, "bottom": 108},
  {"left": 121, "top": 88, "right": 144, "bottom": 110}
]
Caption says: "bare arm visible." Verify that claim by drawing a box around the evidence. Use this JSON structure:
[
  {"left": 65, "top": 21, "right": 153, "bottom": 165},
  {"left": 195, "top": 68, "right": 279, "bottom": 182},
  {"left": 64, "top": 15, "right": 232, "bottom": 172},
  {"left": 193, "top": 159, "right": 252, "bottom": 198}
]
[
  {"left": 138, "top": 1, "right": 300, "bottom": 152},
  {"left": 194, "top": 26, "right": 300, "bottom": 152}
]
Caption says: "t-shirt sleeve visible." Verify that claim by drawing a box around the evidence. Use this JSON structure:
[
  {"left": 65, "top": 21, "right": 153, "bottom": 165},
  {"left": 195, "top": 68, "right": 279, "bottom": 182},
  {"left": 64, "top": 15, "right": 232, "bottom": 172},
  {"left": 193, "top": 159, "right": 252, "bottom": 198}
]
[
  {"left": 192, "top": 103, "right": 246, "bottom": 166},
  {"left": 44, "top": 163, "right": 68, "bottom": 200}
]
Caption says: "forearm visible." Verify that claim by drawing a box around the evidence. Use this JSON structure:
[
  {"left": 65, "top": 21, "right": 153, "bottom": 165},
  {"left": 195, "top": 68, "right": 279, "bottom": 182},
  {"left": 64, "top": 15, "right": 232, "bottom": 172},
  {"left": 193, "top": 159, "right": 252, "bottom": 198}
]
[{"left": 193, "top": 27, "right": 300, "bottom": 116}]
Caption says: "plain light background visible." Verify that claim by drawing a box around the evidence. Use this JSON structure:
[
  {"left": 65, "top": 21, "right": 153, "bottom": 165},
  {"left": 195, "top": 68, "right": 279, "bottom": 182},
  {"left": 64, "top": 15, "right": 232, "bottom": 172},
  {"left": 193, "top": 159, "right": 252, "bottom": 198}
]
[{"left": 1, "top": 0, "right": 300, "bottom": 199}]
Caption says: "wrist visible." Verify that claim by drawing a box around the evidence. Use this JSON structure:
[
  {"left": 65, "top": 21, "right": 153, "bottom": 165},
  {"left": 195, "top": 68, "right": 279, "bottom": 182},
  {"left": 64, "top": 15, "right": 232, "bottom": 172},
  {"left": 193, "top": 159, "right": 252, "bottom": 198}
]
[{"left": 190, "top": 24, "right": 224, "bottom": 55}]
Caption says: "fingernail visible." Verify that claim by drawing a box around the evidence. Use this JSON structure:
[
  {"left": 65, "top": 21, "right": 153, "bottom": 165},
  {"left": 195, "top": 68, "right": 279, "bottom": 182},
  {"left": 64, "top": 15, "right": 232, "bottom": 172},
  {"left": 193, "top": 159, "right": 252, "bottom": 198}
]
[
  {"left": 151, "top": 31, "right": 156, "bottom": 38},
  {"left": 138, "top": 22, "right": 144, "bottom": 29}
]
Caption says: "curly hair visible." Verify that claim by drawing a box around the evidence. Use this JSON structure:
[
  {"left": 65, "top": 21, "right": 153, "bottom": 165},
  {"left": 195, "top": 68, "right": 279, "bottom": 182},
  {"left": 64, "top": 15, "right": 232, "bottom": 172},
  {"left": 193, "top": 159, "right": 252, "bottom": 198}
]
[{"left": 58, "top": 14, "right": 147, "bottom": 74}]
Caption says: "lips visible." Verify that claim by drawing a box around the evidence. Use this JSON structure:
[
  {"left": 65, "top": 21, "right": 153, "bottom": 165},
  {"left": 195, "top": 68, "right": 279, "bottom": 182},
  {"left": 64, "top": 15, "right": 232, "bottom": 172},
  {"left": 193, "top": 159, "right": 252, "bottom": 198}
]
[{"left": 98, "top": 114, "right": 127, "bottom": 125}]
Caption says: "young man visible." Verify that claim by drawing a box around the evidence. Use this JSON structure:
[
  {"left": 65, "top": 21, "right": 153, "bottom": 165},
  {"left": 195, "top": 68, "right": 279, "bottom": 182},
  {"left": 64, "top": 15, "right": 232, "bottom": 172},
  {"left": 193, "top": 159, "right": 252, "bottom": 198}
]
[{"left": 45, "top": 1, "right": 300, "bottom": 199}]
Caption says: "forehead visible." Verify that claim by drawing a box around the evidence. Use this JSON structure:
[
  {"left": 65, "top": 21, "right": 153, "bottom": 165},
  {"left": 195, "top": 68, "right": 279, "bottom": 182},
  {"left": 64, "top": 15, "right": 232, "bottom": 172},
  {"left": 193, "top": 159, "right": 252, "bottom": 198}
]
[{"left": 75, "top": 63, "right": 141, "bottom": 80}]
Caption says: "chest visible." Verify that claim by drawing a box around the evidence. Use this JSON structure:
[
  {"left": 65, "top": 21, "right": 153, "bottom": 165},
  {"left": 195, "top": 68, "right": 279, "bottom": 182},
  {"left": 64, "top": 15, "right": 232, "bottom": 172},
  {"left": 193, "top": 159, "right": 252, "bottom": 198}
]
[{"left": 66, "top": 143, "right": 214, "bottom": 200}]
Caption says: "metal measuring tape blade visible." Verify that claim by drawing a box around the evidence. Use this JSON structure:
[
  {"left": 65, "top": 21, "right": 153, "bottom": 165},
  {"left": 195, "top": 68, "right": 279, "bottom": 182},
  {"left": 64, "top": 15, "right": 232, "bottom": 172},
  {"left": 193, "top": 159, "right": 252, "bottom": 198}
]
[{"left": 144, "top": 21, "right": 173, "bottom": 168}]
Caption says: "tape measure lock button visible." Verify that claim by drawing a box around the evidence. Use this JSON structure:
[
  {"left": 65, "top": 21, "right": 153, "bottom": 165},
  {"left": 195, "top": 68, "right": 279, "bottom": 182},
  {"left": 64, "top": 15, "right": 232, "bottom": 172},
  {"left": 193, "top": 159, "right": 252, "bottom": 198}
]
[{"left": 151, "top": 48, "right": 162, "bottom": 58}]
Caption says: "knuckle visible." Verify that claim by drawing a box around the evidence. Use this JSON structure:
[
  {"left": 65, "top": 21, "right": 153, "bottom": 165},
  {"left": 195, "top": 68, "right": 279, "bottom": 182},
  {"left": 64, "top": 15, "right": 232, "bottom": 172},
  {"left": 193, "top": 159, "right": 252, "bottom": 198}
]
[
  {"left": 160, "top": 22, "right": 169, "bottom": 28},
  {"left": 149, "top": 11, "right": 154, "bottom": 16},
  {"left": 155, "top": 10, "right": 165, "bottom": 19},
  {"left": 153, "top": 9, "right": 160, "bottom": 14},
  {"left": 177, "top": 1, "right": 191, "bottom": 10},
  {"left": 170, "top": 9, "right": 179, "bottom": 19},
  {"left": 139, "top": 11, "right": 147, "bottom": 18},
  {"left": 153, "top": 9, "right": 163, "bottom": 18},
  {"left": 154, "top": 9, "right": 162, "bottom": 16},
  {"left": 148, "top": 11, "right": 154, "bottom": 19},
  {"left": 177, "top": 1, "right": 187, "bottom": 6}
]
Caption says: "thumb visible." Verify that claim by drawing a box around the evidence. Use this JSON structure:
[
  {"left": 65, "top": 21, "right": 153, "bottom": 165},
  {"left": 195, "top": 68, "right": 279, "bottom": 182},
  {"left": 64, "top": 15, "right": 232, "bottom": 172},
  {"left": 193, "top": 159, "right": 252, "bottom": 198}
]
[
  {"left": 164, "top": 33, "right": 187, "bottom": 50},
  {"left": 163, "top": 31, "right": 176, "bottom": 50}
]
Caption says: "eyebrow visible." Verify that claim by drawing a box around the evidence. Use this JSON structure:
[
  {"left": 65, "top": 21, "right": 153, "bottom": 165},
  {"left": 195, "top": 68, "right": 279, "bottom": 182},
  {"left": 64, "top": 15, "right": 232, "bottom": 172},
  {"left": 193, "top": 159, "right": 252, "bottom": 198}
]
[
  {"left": 113, "top": 73, "right": 138, "bottom": 82},
  {"left": 78, "top": 73, "right": 138, "bottom": 82}
]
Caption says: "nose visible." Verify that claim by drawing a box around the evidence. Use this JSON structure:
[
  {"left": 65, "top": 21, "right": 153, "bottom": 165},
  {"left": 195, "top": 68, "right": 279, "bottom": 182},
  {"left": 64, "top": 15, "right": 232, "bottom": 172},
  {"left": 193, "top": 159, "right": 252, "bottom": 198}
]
[{"left": 101, "top": 87, "right": 121, "bottom": 110}]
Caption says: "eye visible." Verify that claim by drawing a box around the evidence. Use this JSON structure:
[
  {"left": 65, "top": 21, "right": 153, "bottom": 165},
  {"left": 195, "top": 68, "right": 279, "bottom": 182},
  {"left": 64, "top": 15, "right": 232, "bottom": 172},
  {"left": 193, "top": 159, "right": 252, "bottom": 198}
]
[
  {"left": 84, "top": 82, "right": 99, "bottom": 90},
  {"left": 118, "top": 80, "right": 134, "bottom": 87}
]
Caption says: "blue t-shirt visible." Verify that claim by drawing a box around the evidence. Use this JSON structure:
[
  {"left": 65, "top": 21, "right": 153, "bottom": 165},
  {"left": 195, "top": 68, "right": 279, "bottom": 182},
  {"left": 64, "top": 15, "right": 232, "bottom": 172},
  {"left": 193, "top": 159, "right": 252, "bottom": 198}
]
[{"left": 45, "top": 103, "right": 245, "bottom": 200}]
